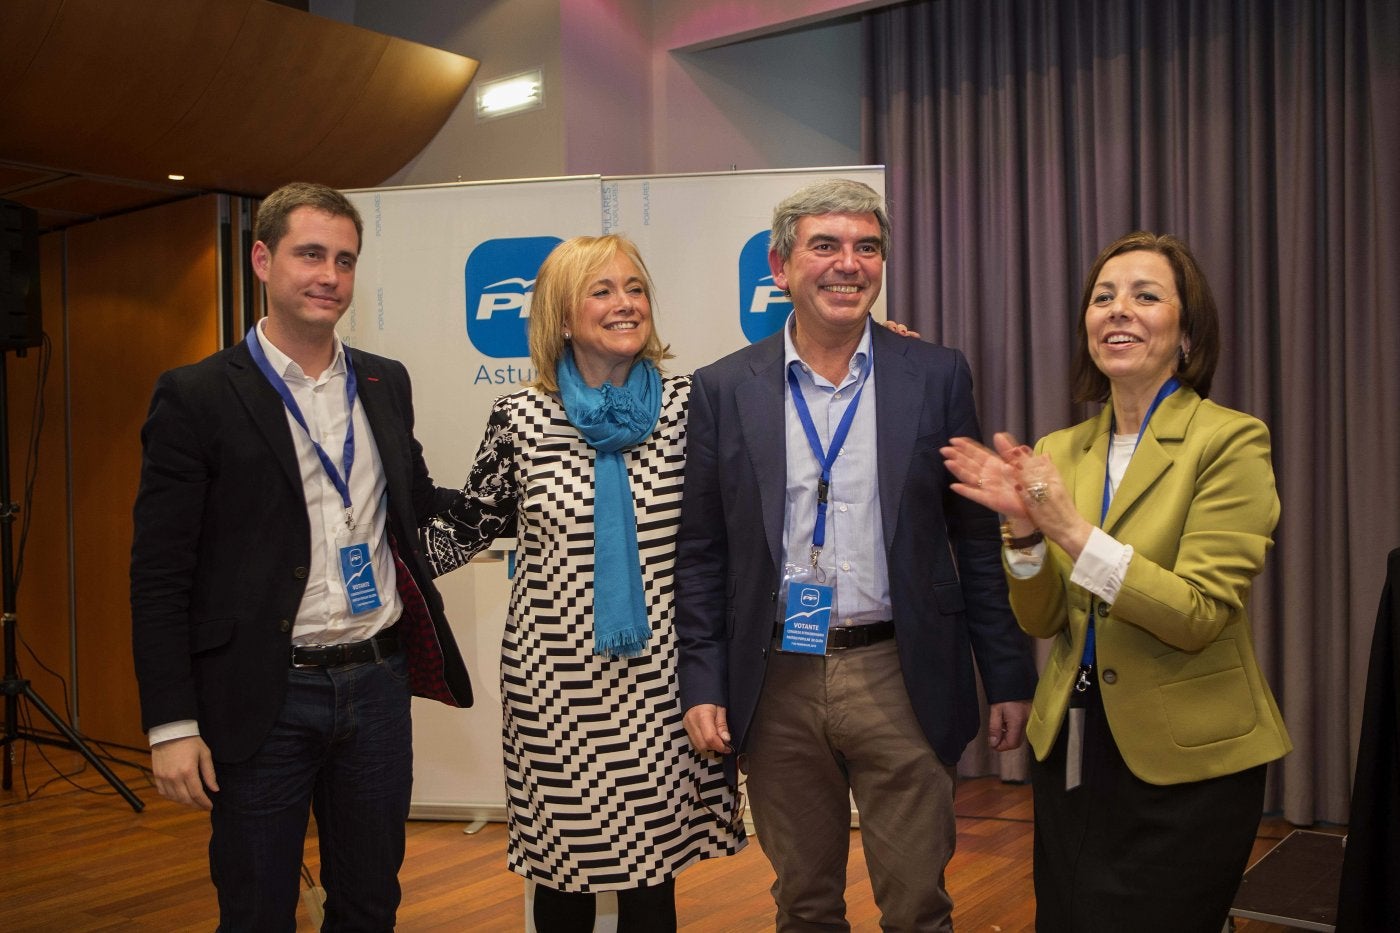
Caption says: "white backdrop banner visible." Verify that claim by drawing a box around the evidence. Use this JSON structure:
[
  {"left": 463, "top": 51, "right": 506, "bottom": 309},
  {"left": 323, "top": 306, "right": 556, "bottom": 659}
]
[{"left": 341, "top": 167, "right": 885, "bottom": 818}]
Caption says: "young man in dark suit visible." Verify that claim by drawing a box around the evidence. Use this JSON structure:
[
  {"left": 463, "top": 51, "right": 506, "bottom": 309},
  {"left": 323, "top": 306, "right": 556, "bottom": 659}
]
[
  {"left": 131, "top": 182, "right": 471, "bottom": 932},
  {"left": 677, "top": 178, "right": 1035, "bottom": 932}
]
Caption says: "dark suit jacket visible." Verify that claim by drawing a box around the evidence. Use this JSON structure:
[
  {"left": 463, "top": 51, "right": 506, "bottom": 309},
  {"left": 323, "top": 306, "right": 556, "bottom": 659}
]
[
  {"left": 1336, "top": 546, "right": 1400, "bottom": 932},
  {"left": 676, "top": 322, "right": 1034, "bottom": 776},
  {"left": 130, "top": 339, "right": 471, "bottom": 764}
]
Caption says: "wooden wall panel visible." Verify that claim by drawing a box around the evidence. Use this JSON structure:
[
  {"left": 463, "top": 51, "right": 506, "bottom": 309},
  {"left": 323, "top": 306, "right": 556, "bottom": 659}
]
[
  {"left": 7, "top": 237, "right": 74, "bottom": 727},
  {"left": 66, "top": 196, "right": 221, "bottom": 747}
]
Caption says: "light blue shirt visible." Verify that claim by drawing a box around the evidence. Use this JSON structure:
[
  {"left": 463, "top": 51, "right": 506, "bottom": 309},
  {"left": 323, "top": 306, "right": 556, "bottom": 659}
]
[{"left": 782, "top": 316, "right": 892, "bottom": 624}]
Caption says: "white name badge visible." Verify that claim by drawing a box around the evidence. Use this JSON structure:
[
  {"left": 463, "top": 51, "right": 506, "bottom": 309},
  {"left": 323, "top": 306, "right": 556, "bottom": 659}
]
[
  {"left": 781, "top": 582, "right": 833, "bottom": 654},
  {"left": 1065, "top": 706, "right": 1085, "bottom": 791}
]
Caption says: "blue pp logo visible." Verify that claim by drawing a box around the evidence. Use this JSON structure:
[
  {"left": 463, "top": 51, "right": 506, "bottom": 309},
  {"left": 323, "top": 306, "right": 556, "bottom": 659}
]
[
  {"left": 738, "top": 231, "right": 790, "bottom": 344},
  {"left": 464, "top": 237, "right": 562, "bottom": 358}
]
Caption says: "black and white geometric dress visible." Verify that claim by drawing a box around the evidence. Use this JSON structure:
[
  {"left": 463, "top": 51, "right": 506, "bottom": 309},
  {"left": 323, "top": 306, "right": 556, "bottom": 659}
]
[{"left": 423, "top": 375, "right": 745, "bottom": 892}]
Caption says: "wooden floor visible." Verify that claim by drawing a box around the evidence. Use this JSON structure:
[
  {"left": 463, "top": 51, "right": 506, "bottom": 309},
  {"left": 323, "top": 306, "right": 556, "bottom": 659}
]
[{"left": 1, "top": 746, "right": 1333, "bottom": 931}]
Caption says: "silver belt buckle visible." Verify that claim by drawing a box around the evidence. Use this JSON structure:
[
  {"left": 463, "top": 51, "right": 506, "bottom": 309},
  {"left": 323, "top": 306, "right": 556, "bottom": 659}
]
[{"left": 291, "top": 644, "right": 327, "bottom": 668}]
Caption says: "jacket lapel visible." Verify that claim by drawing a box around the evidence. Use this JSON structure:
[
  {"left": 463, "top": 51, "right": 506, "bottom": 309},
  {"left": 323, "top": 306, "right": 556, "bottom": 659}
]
[
  {"left": 350, "top": 351, "right": 402, "bottom": 484},
  {"left": 1074, "top": 407, "right": 1112, "bottom": 527},
  {"left": 1101, "top": 388, "right": 1197, "bottom": 534},
  {"left": 871, "top": 326, "right": 921, "bottom": 553},
  {"left": 735, "top": 340, "right": 789, "bottom": 573},
  {"left": 227, "top": 339, "right": 302, "bottom": 494}
]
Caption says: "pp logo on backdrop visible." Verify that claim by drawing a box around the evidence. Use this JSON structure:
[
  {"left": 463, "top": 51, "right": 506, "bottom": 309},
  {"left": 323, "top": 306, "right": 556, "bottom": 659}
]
[
  {"left": 738, "top": 231, "right": 790, "bottom": 344},
  {"left": 464, "top": 236, "right": 562, "bottom": 358}
]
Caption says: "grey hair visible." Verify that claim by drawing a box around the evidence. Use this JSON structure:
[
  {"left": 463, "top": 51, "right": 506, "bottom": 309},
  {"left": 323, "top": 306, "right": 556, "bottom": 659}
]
[{"left": 769, "top": 178, "right": 891, "bottom": 261}]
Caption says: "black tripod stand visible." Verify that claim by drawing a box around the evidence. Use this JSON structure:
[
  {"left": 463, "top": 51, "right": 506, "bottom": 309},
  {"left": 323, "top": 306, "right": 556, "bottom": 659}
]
[{"left": 0, "top": 348, "right": 143, "bottom": 811}]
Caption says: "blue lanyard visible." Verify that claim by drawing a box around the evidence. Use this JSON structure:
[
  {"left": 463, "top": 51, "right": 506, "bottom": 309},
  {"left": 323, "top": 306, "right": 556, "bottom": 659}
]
[
  {"left": 1083, "top": 376, "right": 1180, "bottom": 669},
  {"left": 786, "top": 360, "right": 868, "bottom": 567},
  {"left": 246, "top": 326, "right": 359, "bottom": 525}
]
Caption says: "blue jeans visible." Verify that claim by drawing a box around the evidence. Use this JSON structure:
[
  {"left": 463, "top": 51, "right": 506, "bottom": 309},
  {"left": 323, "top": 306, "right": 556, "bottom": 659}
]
[{"left": 209, "top": 650, "right": 413, "bottom": 933}]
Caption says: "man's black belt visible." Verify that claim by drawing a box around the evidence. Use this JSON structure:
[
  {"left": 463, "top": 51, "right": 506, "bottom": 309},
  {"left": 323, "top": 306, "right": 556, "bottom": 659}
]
[
  {"left": 771, "top": 619, "right": 896, "bottom": 652},
  {"left": 291, "top": 625, "right": 400, "bottom": 668},
  {"left": 806, "top": 619, "right": 896, "bottom": 650}
]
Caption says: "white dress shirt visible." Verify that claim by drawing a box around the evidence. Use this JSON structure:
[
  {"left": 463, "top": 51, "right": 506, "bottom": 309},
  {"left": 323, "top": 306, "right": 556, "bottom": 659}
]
[{"left": 781, "top": 316, "right": 892, "bottom": 625}]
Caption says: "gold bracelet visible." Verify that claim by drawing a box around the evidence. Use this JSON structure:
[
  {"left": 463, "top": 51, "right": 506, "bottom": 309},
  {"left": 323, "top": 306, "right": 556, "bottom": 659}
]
[{"left": 1000, "top": 521, "right": 1044, "bottom": 550}]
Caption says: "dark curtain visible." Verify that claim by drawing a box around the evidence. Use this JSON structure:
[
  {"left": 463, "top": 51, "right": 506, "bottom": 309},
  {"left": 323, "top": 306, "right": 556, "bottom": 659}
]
[{"left": 862, "top": 0, "right": 1400, "bottom": 823}]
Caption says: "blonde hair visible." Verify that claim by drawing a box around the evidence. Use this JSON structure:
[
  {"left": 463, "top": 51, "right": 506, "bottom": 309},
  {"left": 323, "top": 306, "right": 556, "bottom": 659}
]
[{"left": 528, "top": 235, "right": 672, "bottom": 393}]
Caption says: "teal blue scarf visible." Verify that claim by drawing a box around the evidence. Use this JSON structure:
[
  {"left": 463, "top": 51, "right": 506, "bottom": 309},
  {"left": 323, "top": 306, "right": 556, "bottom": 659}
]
[{"left": 556, "top": 350, "right": 662, "bottom": 658}]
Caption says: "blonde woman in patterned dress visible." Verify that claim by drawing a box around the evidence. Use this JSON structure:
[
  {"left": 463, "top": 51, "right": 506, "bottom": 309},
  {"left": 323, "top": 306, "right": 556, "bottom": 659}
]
[{"left": 423, "top": 235, "right": 744, "bottom": 932}]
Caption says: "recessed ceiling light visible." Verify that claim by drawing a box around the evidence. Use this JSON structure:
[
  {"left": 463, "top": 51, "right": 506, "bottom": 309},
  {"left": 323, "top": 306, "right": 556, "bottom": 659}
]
[{"left": 168, "top": 174, "right": 185, "bottom": 181}]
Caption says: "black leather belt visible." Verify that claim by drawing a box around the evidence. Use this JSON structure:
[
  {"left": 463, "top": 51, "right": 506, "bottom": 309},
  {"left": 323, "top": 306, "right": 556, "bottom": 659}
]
[
  {"left": 291, "top": 626, "right": 400, "bottom": 668},
  {"left": 824, "top": 619, "right": 895, "bottom": 649}
]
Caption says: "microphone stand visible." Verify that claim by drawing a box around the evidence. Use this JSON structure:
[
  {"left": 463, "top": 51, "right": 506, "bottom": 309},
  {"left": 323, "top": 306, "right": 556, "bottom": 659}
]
[{"left": 0, "top": 348, "right": 142, "bottom": 811}]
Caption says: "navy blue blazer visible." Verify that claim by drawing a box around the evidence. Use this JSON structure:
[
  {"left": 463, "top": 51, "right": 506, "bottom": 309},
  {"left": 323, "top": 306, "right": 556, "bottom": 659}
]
[
  {"left": 131, "top": 339, "right": 471, "bottom": 763},
  {"left": 675, "top": 322, "right": 1034, "bottom": 776}
]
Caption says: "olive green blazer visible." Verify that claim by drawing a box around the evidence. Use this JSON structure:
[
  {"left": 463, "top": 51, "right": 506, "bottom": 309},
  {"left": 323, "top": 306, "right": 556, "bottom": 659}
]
[{"left": 1010, "top": 386, "right": 1291, "bottom": 785}]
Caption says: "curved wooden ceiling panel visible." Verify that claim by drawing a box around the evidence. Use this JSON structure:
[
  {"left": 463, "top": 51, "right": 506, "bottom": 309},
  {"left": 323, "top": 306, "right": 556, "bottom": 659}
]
[
  {"left": 285, "top": 34, "right": 480, "bottom": 189},
  {"left": 133, "top": 3, "right": 397, "bottom": 188},
  {"left": 1, "top": 0, "right": 259, "bottom": 170},
  {"left": 0, "top": 0, "right": 478, "bottom": 226},
  {"left": 0, "top": 0, "right": 60, "bottom": 102}
]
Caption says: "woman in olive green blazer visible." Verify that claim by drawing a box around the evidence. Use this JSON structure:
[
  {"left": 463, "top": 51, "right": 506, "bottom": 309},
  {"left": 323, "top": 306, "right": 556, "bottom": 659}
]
[{"left": 944, "top": 231, "right": 1290, "bottom": 933}]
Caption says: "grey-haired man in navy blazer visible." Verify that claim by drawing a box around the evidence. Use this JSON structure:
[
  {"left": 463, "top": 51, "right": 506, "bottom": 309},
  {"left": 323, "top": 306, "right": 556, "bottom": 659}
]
[{"left": 676, "top": 178, "right": 1034, "bottom": 932}]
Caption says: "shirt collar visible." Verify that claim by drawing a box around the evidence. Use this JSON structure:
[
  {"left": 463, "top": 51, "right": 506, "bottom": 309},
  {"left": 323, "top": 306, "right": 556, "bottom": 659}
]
[
  {"left": 255, "top": 317, "right": 346, "bottom": 382},
  {"left": 783, "top": 312, "right": 873, "bottom": 387}
]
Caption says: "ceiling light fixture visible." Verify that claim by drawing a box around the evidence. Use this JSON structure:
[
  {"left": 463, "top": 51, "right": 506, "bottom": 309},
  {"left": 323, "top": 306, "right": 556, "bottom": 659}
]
[{"left": 475, "top": 69, "right": 544, "bottom": 120}]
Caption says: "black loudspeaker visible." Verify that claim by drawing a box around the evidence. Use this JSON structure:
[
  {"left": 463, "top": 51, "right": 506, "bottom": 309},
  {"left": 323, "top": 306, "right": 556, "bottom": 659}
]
[{"left": 0, "top": 199, "right": 43, "bottom": 352}]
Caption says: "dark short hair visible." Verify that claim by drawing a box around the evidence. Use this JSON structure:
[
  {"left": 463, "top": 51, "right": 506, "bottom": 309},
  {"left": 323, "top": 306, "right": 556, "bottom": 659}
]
[
  {"left": 1071, "top": 231, "right": 1220, "bottom": 403},
  {"left": 253, "top": 182, "right": 364, "bottom": 254},
  {"left": 770, "top": 178, "right": 891, "bottom": 261}
]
